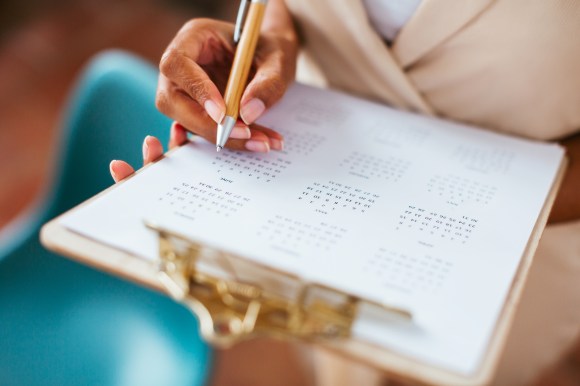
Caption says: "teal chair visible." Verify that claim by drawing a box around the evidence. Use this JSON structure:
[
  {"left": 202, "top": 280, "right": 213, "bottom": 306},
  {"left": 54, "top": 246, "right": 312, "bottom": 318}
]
[{"left": 0, "top": 51, "right": 212, "bottom": 386}]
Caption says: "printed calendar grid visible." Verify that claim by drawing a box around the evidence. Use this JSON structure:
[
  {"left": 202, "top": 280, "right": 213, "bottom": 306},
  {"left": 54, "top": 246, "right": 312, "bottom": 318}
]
[
  {"left": 257, "top": 215, "right": 348, "bottom": 256},
  {"left": 364, "top": 248, "right": 453, "bottom": 294},
  {"left": 276, "top": 127, "right": 327, "bottom": 156},
  {"left": 211, "top": 151, "right": 291, "bottom": 182},
  {"left": 339, "top": 151, "right": 411, "bottom": 182},
  {"left": 298, "top": 180, "right": 379, "bottom": 214},
  {"left": 427, "top": 174, "right": 498, "bottom": 207},
  {"left": 396, "top": 205, "right": 478, "bottom": 245},
  {"left": 157, "top": 181, "right": 250, "bottom": 219},
  {"left": 452, "top": 145, "right": 515, "bottom": 174}
]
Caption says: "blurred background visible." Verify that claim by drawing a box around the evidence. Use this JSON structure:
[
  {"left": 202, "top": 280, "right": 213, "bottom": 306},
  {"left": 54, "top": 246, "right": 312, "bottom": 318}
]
[
  {"left": 0, "top": 0, "right": 578, "bottom": 385},
  {"left": 0, "top": 0, "right": 236, "bottom": 229}
]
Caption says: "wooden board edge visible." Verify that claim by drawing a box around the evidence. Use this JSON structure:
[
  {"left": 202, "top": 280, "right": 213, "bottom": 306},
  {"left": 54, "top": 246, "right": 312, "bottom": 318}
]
[
  {"left": 39, "top": 150, "right": 177, "bottom": 292},
  {"left": 40, "top": 220, "right": 163, "bottom": 292},
  {"left": 470, "top": 154, "right": 570, "bottom": 383}
]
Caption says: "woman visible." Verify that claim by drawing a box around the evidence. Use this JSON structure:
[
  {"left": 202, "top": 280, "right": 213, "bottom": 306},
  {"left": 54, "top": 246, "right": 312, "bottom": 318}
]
[{"left": 110, "top": 0, "right": 580, "bottom": 384}]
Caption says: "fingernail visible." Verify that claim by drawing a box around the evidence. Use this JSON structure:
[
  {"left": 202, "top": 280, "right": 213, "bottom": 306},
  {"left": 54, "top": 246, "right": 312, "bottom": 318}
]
[
  {"left": 269, "top": 139, "right": 284, "bottom": 151},
  {"left": 204, "top": 100, "right": 223, "bottom": 123},
  {"left": 230, "top": 125, "right": 252, "bottom": 139},
  {"left": 241, "top": 98, "right": 265, "bottom": 124},
  {"left": 109, "top": 160, "right": 119, "bottom": 181},
  {"left": 170, "top": 125, "right": 177, "bottom": 143},
  {"left": 142, "top": 136, "right": 151, "bottom": 160},
  {"left": 245, "top": 140, "right": 270, "bottom": 153}
]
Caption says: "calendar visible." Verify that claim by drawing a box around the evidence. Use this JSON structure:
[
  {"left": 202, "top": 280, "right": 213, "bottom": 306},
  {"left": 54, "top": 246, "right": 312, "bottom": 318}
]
[
  {"left": 277, "top": 128, "right": 326, "bottom": 156},
  {"left": 340, "top": 151, "right": 410, "bottom": 182},
  {"left": 61, "top": 83, "right": 565, "bottom": 376},
  {"left": 256, "top": 215, "right": 347, "bottom": 257},
  {"left": 298, "top": 180, "right": 379, "bottom": 214},
  {"left": 364, "top": 248, "right": 453, "bottom": 295},
  {"left": 452, "top": 144, "right": 515, "bottom": 174},
  {"left": 395, "top": 205, "right": 477, "bottom": 246},
  {"left": 211, "top": 151, "right": 291, "bottom": 182},
  {"left": 158, "top": 182, "right": 250, "bottom": 219},
  {"left": 368, "top": 119, "right": 431, "bottom": 148},
  {"left": 426, "top": 174, "right": 497, "bottom": 207},
  {"left": 287, "top": 98, "right": 348, "bottom": 128}
]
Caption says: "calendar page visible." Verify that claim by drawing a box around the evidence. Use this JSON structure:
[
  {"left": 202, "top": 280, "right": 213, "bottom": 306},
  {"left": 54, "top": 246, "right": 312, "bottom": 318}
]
[{"left": 60, "top": 83, "right": 564, "bottom": 375}]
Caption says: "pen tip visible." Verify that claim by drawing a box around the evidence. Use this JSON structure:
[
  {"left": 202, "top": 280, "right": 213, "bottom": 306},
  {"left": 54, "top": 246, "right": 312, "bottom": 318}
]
[{"left": 216, "top": 145, "right": 222, "bottom": 152}]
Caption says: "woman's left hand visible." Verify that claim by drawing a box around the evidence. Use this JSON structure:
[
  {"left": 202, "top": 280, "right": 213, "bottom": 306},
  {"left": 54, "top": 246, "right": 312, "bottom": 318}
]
[{"left": 109, "top": 121, "right": 188, "bottom": 183}]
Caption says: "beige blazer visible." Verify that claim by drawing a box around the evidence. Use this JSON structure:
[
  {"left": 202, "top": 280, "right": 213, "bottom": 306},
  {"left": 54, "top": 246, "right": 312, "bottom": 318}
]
[
  {"left": 286, "top": 0, "right": 580, "bottom": 141},
  {"left": 284, "top": 1, "right": 580, "bottom": 384}
]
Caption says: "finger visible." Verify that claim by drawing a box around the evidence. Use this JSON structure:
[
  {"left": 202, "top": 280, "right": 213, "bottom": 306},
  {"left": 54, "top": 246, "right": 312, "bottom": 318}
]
[
  {"left": 250, "top": 123, "right": 284, "bottom": 151},
  {"left": 169, "top": 122, "right": 189, "bottom": 149},
  {"left": 143, "top": 135, "right": 164, "bottom": 165},
  {"left": 231, "top": 121, "right": 252, "bottom": 139},
  {"left": 159, "top": 19, "right": 234, "bottom": 123},
  {"left": 242, "top": 130, "right": 270, "bottom": 153},
  {"left": 156, "top": 74, "right": 216, "bottom": 138},
  {"left": 109, "top": 160, "right": 135, "bottom": 183},
  {"left": 240, "top": 38, "right": 297, "bottom": 124},
  {"left": 159, "top": 82, "right": 262, "bottom": 151}
]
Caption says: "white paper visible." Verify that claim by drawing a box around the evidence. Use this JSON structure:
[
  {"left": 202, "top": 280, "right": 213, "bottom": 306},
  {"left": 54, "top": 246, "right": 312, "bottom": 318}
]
[{"left": 60, "top": 83, "right": 564, "bottom": 375}]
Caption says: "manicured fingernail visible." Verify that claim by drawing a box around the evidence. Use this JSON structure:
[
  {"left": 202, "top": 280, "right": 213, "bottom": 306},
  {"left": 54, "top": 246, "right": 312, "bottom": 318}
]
[
  {"left": 245, "top": 140, "right": 270, "bottom": 153},
  {"left": 142, "top": 137, "right": 150, "bottom": 160},
  {"left": 204, "top": 100, "right": 223, "bottom": 123},
  {"left": 241, "top": 98, "right": 265, "bottom": 124},
  {"left": 230, "top": 125, "right": 251, "bottom": 139},
  {"left": 269, "top": 138, "right": 284, "bottom": 151},
  {"left": 109, "top": 160, "right": 119, "bottom": 181}
]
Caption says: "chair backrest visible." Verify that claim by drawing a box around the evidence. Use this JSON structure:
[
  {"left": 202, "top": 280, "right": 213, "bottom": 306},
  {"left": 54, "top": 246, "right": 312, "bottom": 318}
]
[
  {"left": 0, "top": 50, "right": 212, "bottom": 386},
  {"left": 0, "top": 50, "right": 173, "bottom": 260},
  {"left": 48, "top": 50, "right": 173, "bottom": 218}
]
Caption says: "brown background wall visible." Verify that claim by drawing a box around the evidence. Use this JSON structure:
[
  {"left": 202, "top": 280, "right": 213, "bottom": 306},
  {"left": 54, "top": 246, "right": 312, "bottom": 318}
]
[{"left": 0, "top": 0, "right": 234, "bottom": 228}]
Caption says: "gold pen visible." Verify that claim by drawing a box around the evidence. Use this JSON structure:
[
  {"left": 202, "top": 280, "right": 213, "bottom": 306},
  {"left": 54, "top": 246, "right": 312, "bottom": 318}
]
[{"left": 216, "top": 0, "right": 268, "bottom": 151}]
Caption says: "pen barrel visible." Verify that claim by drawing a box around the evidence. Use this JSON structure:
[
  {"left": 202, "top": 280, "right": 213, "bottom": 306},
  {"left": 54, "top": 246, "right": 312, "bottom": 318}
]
[{"left": 223, "top": 1, "right": 266, "bottom": 118}]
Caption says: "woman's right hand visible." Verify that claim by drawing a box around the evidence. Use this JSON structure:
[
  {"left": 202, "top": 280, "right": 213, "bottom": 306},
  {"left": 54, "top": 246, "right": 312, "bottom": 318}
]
[{"left": 157, "top": 2, "right": 298, "bottom": 153}]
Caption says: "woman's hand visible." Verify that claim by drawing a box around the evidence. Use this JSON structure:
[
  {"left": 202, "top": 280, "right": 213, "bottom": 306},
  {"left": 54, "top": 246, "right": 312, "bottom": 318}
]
[
  {"left": 157, "top": 1, "right": 298, "bottom": 153},
  {"left": 109, "top": 122, "right": 188, "bottom": 183}
]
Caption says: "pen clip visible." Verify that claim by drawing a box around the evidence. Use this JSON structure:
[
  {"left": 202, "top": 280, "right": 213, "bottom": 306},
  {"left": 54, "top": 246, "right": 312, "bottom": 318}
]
[{"left": 234, "top": 0, "right": 250, "bottom": 44}]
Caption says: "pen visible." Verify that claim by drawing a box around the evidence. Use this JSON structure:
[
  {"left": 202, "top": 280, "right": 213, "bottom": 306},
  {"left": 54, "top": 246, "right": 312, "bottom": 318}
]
[{"left": 216, "top": 0, "right": 268, "bottom": 152}]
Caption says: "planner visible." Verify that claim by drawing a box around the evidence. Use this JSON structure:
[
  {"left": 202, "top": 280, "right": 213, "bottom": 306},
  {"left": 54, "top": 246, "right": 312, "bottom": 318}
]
[{"left": 43, "top": 83, "right": 566, "bottom": 385}]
